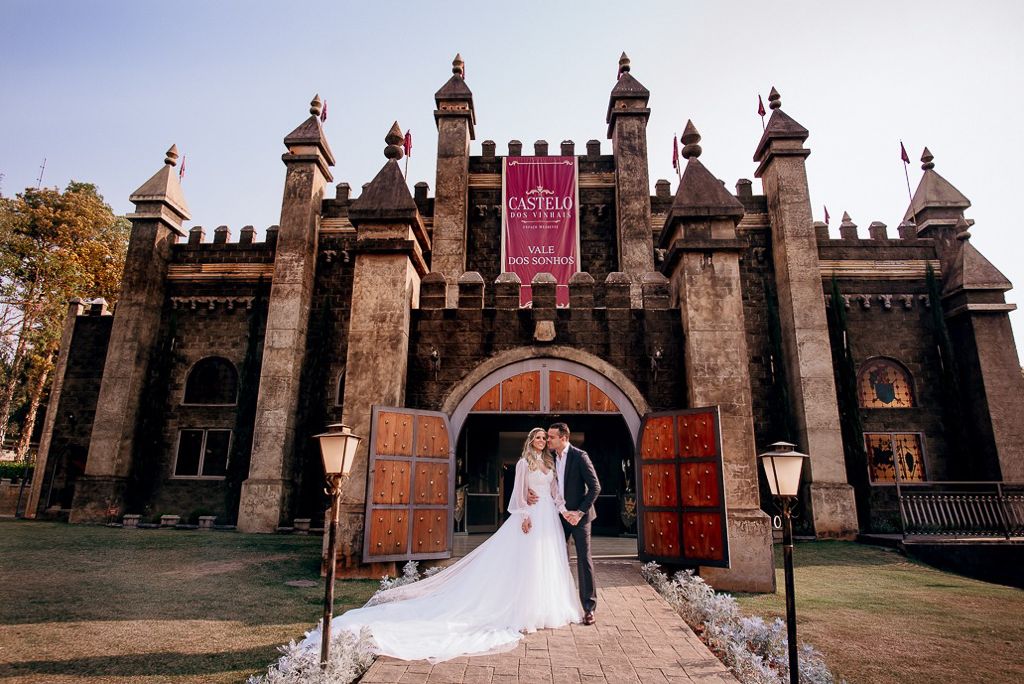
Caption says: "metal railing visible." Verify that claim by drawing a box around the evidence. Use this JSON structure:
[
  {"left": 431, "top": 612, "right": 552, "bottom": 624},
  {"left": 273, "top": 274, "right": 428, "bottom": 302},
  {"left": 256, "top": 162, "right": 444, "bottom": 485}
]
[{"left": 895, "top": 480, "right": 1024, "bottom": 539}]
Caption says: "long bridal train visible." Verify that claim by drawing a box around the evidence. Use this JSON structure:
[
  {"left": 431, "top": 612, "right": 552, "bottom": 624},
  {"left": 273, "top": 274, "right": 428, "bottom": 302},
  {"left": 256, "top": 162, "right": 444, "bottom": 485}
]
[{"left": 298, "top": 461, "right": 583, "bottom": 663}]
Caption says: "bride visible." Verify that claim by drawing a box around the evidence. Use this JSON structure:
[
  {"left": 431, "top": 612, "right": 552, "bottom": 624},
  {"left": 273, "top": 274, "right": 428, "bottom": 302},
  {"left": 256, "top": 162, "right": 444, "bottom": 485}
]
[{"left": 298, "top": 427, "right": 583, "bottom": 663}]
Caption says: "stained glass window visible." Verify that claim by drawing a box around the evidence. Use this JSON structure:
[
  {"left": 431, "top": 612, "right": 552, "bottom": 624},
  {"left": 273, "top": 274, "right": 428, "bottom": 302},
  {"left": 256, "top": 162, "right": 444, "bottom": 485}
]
[
  {"left": 858, "top": 358, "right": 915, "bottom": 408},
  {"left": 864, "top": 432, "right": 927, "bottom": 483}
]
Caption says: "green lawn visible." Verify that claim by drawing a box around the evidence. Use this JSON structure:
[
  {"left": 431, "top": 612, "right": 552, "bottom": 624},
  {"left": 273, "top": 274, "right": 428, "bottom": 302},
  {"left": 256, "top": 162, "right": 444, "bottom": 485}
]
[
  {"left": 0, "top": 519, "right": 377, "bottom": 683},
  {"left": 733, "top": 541, "right": 1024, "bottom": 684},
  {"left": 3, "top": 523, "right": 1022, "bottom": 684}
]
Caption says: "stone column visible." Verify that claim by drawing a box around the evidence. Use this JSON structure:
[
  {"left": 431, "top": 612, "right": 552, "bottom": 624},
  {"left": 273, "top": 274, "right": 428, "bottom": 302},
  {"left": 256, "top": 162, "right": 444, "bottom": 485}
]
[
  {"left": 607, "top": 53, "right": 654, "bottom": 276},
  {"left": 431, "top": 54, "right": 475, "bottom": 307},
  {"left": 338, "top": 122, "right": 430, "bottom": 574},
  {"left": 238, "top": 96, "right": 334, "bottom": 533},
  {"left": 753, "top": 90, "right": 857, "bottom": 537},
  {"left": 24, "top": 298, "right": 87, "bottom": 518},
  {"left": 661, "top": 122, "right": 774, "bottom": 591},
  {"left": 70, "top": 146, "right": 189, "bottom": 522}
]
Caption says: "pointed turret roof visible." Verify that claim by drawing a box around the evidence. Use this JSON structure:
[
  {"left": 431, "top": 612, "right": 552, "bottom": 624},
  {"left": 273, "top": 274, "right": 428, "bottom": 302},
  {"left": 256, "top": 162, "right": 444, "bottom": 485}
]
[
  {"left": 753, "top": 87, "right": 809, "bottom": 162},
  {"left": 903, "top": 147, "right": 970, "bottom": 222},
  {"left": 942, "top": 217, "right": 1011, "bottom": 295},
  {"left": 128, "top": 144, "right": 191, "bottom": 230},
  {"left": 435, "top": 53, "right": 474, "bottom": 102},
  {"left": 660, "top": 122, "right": 744, "bottom": 249},
  {"left": 348, "top": 122, "right": 418, "bottom": 224},
  {"left": 283, "top": 94, "right": 336, "bottom": 168},
  {"left": 669, "top": 121, "right": 744, "bottom": 220},
  {"left": 606, "top": 53, "right": 650, "bottom": 131},
  {"left": 434, "top": 54, "right": 475, "bottom": 136}
]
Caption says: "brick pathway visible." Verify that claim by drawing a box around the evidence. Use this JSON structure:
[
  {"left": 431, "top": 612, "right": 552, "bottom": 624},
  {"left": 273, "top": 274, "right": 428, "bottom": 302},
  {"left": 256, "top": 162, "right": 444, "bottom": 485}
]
[{"left": 358, "top": 560, "right": 736, "bottom": 683}]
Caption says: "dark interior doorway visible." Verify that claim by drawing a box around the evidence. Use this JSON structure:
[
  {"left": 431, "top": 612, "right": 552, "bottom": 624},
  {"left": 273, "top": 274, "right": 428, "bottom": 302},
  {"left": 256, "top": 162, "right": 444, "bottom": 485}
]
[{"left": 455, "top": 413, "right": 636, "bottom": 536}]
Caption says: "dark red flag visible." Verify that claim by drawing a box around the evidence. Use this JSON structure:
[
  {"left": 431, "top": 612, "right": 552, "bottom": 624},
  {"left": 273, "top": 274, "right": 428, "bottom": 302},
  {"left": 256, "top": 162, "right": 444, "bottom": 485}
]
[
  {"left": 320, "top": 100, "right": 328, "bottom": 123},
  {"left": 824, "top": 205, "right": 830, "bottom": 225},
  {"left": 404, "top": 130, "right": 413, "bottom": 158},
  {"left": 900, "top": 140, "right": 910, "bottom": 164},
  {"left": 178, "top": 154, "right": 186, "bottom": 181},
  {"left": 672, "top": 135, "right": 679, "bottom": 171},
  {"left": 758, "top": 94, "right": 766, "bottom": 118}
]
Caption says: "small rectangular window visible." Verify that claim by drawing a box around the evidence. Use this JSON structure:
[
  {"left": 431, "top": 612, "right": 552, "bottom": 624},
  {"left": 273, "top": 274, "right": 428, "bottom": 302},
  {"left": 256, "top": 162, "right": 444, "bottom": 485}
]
[
  {"left": 175, "top": 430, "right": 204, "bottom": 476},
  {"left": 203, "top": 430, "right": 231, "bottom": 476},
  {"left": 174, "top": 429, "right": 231, "bottom": 478}
]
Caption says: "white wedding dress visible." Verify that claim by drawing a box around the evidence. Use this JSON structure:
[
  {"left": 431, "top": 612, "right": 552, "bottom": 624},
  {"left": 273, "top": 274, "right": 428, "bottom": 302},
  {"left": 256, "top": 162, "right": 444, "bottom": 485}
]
[{"left": 299, "top": 459, "right": 583, "bottom": 663}]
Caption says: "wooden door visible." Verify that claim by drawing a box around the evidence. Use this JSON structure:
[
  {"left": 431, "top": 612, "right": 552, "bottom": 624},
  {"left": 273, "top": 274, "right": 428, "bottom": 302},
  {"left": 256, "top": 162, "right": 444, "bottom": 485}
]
[
  {"left": 635, "top": 407, "right": 729, "bottom": 568},
  {"left": 362, "top": 406, "right": 455, "bottom": 563}
]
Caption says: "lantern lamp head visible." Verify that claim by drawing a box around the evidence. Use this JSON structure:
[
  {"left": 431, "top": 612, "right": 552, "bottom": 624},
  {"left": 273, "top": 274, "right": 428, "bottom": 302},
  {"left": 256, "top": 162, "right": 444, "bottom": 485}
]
[
  {"left": 759, "top": 441, "right": 808, "bottom": 498},
  {"left": 314, "top": 423, "right": 362, "bottom": 477}
]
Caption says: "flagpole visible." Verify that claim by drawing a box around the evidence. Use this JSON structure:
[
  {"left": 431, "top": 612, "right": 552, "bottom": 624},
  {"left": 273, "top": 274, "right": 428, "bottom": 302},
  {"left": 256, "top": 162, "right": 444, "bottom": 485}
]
[{"left": 901, "top": 148, "right": 913, "bottom": 206}]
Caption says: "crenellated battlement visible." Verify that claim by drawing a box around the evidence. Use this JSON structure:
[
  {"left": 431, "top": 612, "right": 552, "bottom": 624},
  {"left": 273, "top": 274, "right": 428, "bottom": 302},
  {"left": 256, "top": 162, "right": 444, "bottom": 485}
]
[
  {"left": 177, "top": 224, "right": 280, "bottom": 248},
  {"left": 419, "top": 270, "right": 671, "bottom": 311}
]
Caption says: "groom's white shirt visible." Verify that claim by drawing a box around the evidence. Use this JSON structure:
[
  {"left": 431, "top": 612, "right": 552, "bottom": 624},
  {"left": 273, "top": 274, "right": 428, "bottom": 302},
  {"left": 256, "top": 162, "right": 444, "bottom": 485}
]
[{"left": 556, "top": 443, "right": 569, "bottom": 500}]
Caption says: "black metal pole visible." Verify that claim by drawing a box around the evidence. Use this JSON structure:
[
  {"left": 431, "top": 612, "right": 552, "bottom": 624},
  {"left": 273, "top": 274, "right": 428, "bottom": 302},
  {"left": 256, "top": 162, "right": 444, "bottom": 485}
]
[
  {"left": 782, "top": 500, "right": 799, "bottom": 684},
  {"left": 320, "top": 477, "right": 342, "bottom": 670}
]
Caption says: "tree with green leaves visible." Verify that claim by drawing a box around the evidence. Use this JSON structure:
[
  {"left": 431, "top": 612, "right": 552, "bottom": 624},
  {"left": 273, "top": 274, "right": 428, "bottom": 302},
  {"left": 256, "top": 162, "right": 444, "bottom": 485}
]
[{"left": 0, "top": 182, "right": 130, "bottom": 458}]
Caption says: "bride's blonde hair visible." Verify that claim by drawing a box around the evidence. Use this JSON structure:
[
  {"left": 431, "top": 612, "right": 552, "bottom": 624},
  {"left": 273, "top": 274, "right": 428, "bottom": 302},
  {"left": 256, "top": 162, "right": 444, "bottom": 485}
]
[{"left": 521, "top": 427, "right": 555, "bottom": 472}]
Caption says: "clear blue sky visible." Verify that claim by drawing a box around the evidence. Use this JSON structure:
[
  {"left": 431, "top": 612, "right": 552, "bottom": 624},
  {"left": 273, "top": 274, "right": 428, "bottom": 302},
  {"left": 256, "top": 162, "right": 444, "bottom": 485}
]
[{"left": 2, "top": 1, "right": 1022, "bottom": 358}]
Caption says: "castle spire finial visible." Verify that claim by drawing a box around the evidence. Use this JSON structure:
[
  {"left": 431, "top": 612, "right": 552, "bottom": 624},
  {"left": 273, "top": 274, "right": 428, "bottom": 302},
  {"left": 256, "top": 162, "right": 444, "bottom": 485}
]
[
  {"left": 452, "top": 53, "right": 465, "bottom": 78},
  {"left": 164, "top": 144, "right": 179, "bottom": 167},
  {"left": 618, "top": 52, "right": 631, "bottom": 75},
  {"left": 768, "top": 86, "right": 781, "bottom": 110},
  {"left": 384, "top": 121, "right": 405, "bottom": 160},
  {"left": 680, "top": 120, "right": 702, "bottom": 159},
  {"left": 921, "top": 147, "right": 935, "bottom": 170},
  {"left": 309, "top": 94, "right": 322, "bottom": 118}
]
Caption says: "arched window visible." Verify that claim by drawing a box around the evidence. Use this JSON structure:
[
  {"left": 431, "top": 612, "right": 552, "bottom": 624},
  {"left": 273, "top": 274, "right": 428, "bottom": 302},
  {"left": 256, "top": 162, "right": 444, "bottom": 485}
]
[
  {"left": 857, "top": 358, "right": 915, "bottom": 408},
  {"left": 183, "top": 357, "right": 238, "bottom": 405}
]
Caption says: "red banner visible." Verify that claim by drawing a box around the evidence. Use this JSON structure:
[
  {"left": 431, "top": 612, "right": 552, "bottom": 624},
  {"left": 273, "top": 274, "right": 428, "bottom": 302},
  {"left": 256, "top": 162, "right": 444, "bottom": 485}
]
[{"left": 502, "top": 156, "right": 580, "bottom": 307}]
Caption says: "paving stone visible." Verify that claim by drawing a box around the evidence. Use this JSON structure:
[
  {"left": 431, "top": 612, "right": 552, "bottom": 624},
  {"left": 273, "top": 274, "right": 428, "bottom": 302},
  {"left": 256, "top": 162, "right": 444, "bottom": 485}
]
[{"left": 358, "top": 561, "right": 736, "bottom": 683}]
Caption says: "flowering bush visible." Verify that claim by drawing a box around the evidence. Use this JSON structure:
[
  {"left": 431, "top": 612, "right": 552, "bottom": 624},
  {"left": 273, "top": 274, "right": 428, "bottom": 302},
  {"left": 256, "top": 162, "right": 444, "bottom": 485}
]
[
  {"left": 373, "top": 560, "right": 442, "bottom": 596},
  {"left": 249, "top": 561, "right": 440, "bottom": 684},
  {"left": 640, "top": 562, "right": 840, "bottom": 684},
  {"left": 246, "top": 628, "right": 376, "bottom": 684}
]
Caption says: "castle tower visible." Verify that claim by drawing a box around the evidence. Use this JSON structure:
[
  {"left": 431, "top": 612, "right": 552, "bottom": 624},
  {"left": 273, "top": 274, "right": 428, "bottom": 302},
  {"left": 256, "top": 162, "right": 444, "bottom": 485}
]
[
  {"left": 70, "top": 146, "right": 190, "bottom": 522},
  {"left": 905, "top": 151, "right": 1024, "bottom": 481},
  {"left": 607, "top": 53, "right": 655, "bottom": 276},
  {"left": 237, "top": 96, "right": 334, "bottom": 532},
  {"left": 337, "top": 121, "right": 430, "bottom": 572},
  {"left": 431, "top": 54, "right": 475, "bottom": 307},
  {"left": 660, "top": 122, "right": 774, "bottom": 591},
  {"left": 753, "top": 88, "right": 858, "bottom": 537}
]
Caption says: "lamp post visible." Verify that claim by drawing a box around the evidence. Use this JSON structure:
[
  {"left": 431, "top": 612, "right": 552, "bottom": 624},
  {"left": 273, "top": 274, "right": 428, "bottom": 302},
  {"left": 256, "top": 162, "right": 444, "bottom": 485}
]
[
  {"left": 313, "top": 423, "right": 362, "bottom": 670},
  {"left": 759, "top": 441, "right": 809, "bottom": 684}
]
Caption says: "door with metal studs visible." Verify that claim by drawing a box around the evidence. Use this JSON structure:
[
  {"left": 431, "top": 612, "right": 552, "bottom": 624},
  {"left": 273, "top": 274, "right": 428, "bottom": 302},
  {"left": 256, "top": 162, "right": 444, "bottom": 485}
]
[
  {"left": 635, "top": 407, "right": 730, "bottom": 568},
  {"left": 362, "top": 406, "right": 455, "bottom": 563}
]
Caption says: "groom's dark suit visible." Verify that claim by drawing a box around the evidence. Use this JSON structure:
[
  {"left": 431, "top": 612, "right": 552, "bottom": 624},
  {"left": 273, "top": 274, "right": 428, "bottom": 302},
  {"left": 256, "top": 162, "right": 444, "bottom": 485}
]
[{"left": 556, "top": 444, "right": 601, "bottom": 614}]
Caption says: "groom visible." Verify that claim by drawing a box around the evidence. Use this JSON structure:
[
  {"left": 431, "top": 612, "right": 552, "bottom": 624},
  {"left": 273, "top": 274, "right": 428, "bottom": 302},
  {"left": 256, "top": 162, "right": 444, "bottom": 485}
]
[{"left": 529, "top": 422, "right": 601, "bottom": 625}]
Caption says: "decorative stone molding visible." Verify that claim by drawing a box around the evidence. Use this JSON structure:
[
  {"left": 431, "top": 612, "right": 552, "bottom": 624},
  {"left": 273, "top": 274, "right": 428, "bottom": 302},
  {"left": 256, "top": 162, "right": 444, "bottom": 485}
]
[
  {"left": 825, "top": 293, "right": 931, "bottom": 311},
  {"left": 170, "top": 296, "right": 255, "bottom": 311},
  {"left": 321, "top": 249, "right": 350, "bottom": 264}
]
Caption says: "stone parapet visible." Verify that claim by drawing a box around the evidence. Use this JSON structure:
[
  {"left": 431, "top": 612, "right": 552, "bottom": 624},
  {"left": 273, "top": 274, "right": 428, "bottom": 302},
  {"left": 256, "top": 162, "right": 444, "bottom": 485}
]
[{"left": 413, "top": 271, "right": 678, "bottom": 312}]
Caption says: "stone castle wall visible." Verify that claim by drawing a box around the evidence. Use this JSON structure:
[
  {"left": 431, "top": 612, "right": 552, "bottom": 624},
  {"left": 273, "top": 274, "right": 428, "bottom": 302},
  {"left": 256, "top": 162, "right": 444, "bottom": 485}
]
[{"left": 39, "top": 313, "right": 112, "bottom": 512}]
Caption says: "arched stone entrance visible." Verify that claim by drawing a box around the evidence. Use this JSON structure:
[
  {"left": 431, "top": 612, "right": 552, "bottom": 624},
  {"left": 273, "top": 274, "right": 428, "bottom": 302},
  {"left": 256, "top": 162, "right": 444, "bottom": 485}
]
[
  {"left": 444, "top": 347, "right": 648, "bottom": 441},
  {"left": 443, "top": 350, "right": 647, "bottom": 545}
]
